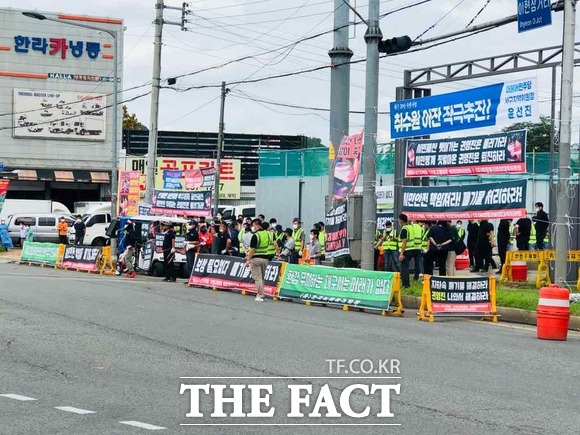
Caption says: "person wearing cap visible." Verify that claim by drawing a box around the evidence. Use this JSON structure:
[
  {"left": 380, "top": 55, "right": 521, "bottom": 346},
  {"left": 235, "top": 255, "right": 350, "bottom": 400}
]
[
  {"left": 273, "top": 224, "right": 284, "bottom": 254},
  {"left": 0, "top": 219, "right": 13, "bottom": 252},
  {"left": 280, "top": 228, "right": 296, "bottom": 263},
  {"left": 292, "top": 218, "right": 305, "bottom": 256},
  {"left": 57, "top": 217, "right": 69, "bottom": 245},
  {"left": 73, "top": 215, "right": 86, "bottom": 246},
  {"left": 162, "top": 222, "right": 177, "bottom": 282},
  {"left": 246, "top": 218, "right": 270, "bottom": 301},
  {"left": 185, "top": 220, "right": 200, "bottom": 275},
  {"left": 533, "top": 201, "right": 549, "bottom": 250}
]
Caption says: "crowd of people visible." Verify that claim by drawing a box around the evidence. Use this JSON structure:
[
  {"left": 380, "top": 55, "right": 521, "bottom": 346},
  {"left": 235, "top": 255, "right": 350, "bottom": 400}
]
[{"left": 374, "top": 202, "right": 550, "bottom": 288}]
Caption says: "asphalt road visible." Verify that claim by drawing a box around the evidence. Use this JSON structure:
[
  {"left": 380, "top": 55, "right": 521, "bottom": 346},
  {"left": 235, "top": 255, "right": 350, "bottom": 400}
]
[{"left": 0, "top": 262, "right": 579, "bottom": 435}]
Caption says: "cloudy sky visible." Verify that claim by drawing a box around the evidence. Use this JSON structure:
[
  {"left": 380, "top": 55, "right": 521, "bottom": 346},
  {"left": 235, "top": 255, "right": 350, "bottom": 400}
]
[{"left": 9, "top": 0, "right": 577, "bottom": 143}]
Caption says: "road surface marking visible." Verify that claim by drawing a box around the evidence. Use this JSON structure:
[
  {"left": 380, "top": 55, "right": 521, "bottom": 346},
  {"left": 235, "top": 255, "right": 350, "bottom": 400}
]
[
  {"left": 54, "top": 406, "right": 95, "bottom": 414},
  {"left": 120, "top": 421, "right": 166, "bottom": 430},
  {"left": 0, "top": 394, "right": 37, "bottom": 401}
]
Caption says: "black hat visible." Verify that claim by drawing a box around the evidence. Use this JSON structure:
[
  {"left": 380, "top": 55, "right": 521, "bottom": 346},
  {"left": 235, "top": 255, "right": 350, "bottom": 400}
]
[
  {"left": 293, "top": 217, "right": 301, "bottom": 223},
  {"left": 189, "top": 220, "right": 198, "bottom": 227},
  {"left": 535, "top": 202, "right": 544, "bottom": 208},
  {"left": 275, "top": 224, "right": 283, "bottom": 232}
]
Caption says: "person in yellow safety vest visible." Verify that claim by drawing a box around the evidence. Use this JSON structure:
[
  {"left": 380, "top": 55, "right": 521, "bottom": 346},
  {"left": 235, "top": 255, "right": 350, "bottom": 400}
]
[
  {"left": 412, "top": 220, "right": 424, "bottom": 275},
  {"left": 456, "top": 220, "right": 466, "bottom": 241},
  {"left": 373, "top": 228, "right": 383, "bottom": 270},
  {"left": 262, "top": 222, "right": 277, "bottom": 261},
  {"left": 529, "top": 224, "right": 537, "bottom": 250},
  {"left": 313, "top": 221, "right": 326, "bottom": 260},
  {"left": 398, "top": 214, "right": 421, "bottom": 288},
  {"left": 246, "top": 219, "right": 270, "bottom": 302},
  {"left": 421, "top": 224, "right": 428, "bottom": 252},
  {"left": 380, "top": 221, "right": 400, "bottom": 272},
  {"left": 508, "top": 222, "right": 515, "bottom": 249},
  {"left": 292, "top": 218, "right": 306, "bottom": 256}
]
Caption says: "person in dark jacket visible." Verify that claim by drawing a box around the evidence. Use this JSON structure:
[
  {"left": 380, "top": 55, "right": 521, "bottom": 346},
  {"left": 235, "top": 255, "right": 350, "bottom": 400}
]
[
  {"left": 497, "top": 219, "right": 511, "bottom": 274},
  {"left": 162, "top": 222, "right": 176, "bottom": 282},
  {"left": 467, "top": 220, "right": 479, "bottom": 268},
  {"left": 73, "top": 215, "right": 86, "bottom": 245},
  {"left": 533, "top": 202, "right": 549, "bottom": 250},
  {"left": 185, "top": 220, "right": 199, "bottom": 276},
  {"left": 474, "top": 220, "right": 495, "bottom": 273},
  {"left": 423, "top": 221, "right": 450, "bottom": 276},
  {"left": 515, "top": 216, "right": 532, "bottom": 251}
]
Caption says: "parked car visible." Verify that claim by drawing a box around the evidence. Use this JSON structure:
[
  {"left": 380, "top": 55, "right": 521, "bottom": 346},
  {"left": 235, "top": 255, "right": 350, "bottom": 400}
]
[{"left": 6, "top": 213, "right": 75, "bottom": 246}]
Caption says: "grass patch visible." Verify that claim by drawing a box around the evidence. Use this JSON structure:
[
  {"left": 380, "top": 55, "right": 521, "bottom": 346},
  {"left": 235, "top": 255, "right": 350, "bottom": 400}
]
[{"left": 400, "top": 278, "right": 580, "bottom": 316}]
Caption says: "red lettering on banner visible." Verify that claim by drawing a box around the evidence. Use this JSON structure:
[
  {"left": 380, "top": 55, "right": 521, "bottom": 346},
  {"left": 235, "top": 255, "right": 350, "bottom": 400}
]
[
  {"left": 220, "top": 161, "right": 234, "bottom": 180},
  {"left": 159, "top": 159, "right": 178, "bottom": 171}
]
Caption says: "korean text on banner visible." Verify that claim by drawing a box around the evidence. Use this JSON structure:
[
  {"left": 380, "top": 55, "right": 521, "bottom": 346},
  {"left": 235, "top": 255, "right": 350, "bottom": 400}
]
[
  {"left": 403, "top": 180, "right": 527, "bottom": 220},
  {"left": 332, "top": 131, "right": 363, "bottom": 200},
  {"left": 188, "top": 254, "right": 282, "bottom": 297},
  {"left": 278, "top": 264, "right": 394, "bottom": 311},
  {"left": 390, "top": 78, "right": 539, "bottom": 138},
  {"left": 324, "top": 200, "right": 349, "bottom": 259},
  {"left": 117, "top": 171, "right": 140, "bottom": 217},
  {"left": 163, "top": 170, "right": 183, "bottom": 190},
  {"left": 151, "top": 190, "right": 212, "bottom": 217},
  {"left": 376, "top": 185, "right": 394, "bottom": 209},
  {"left": 0, "top": 179, "right": 8, "bottom": 215},
  {"left": 185, "top": 167, "right": 216, "bottom": 190},
  {"left": 20, "top": 241, "right": 61, "bottom": 266},
  {"left": 405, "top": 130, "right": 527, "bottom": 177},
  {"left": 61, "top": 245, "right": 102, "bottom": 272}
]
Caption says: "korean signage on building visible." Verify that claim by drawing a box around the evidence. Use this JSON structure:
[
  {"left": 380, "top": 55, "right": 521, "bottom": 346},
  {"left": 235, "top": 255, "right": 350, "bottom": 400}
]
[
  {"left": 402, "top": 180, "right": 527, "bottom": 220},
  {"left": 123, "top": 157, "right": 241, "bottom": 199},
  {"left": 405, "top": 130, "right": 527, "bottom": 177},
  {"left": 390, "top": 78, "right": 539, "bottom": 139},
  {"left": 13, "top": 89, "right": 106, "bottom": 141},
  {"left": 13, "top": 34, "right": 108, "bottom": 60}
]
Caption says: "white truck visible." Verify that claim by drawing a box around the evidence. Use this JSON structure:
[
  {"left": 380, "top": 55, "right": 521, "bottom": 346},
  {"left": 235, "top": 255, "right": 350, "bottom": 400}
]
[
  {"left": 48, "top": 120, "right": 73, "bottom": 134},
  {"left": 73, "top": 117, "right": 103, "bottom": 136},
  {"left": 68, "top": 204, "right": 111, "bottom": 246},
  {"left": 0, "top": 199, "right": 70, "bottom": 221}
]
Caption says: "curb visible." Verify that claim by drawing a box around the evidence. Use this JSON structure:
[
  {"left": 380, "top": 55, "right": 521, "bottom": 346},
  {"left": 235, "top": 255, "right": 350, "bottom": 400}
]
[{"left": 401, "top": 295, "right": 580, "bottom": 331}]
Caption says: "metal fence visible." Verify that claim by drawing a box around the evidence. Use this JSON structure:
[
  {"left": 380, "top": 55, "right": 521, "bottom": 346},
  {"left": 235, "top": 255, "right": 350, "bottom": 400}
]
[{"left": 259, "top": 149, "right": 569, "bottom": 178}]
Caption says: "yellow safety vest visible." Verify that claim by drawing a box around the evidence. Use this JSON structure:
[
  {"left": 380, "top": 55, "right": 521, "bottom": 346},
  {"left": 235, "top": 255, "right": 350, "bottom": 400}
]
[
  {"left": 530, "top": 225, "right": 537, "bottom": 245},
  {"left": 254, "top": 230, "right": 269, "bottom": 256},
  {"left": 292, "top": 227, "right": 305, "bottom": 251},
  {"left": 239, "top": 229, "right": 246, "bottom": 253},
  {"left": 319, "top": 230, "right": 326, "bottom": 254},
  {"left": 401, "top": 224, "right": 416, "bottom": 251},
  {"left": 412, "top": 223, "right": 422, "bottom": 248},
  {"left": 421, "top": 227, "right": 428, "bottom": 250},
  {"left": 382, "top": 229, "right": 398, "bottom": 251},
  {"left": 267, "top": 231, "right": 276, "bottom": 256}
]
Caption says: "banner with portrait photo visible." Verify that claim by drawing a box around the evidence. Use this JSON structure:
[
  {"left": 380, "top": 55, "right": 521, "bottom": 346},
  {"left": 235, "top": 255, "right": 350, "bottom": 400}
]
[
  {"left": 117, "top": 171, "right": 140, "bottom": 217},
  {"left": 0, "top": 179, "right": 8, "bottom": 215},
  {"left": 185, "top": 167, "right": 216, "bottom": 190},
  {"left": 332, "top": 131, "right": 363, "bottom": 200},
  {"left": 405, "top": 130, "right": 527, "bottom": 177},
  {"left": 403, "top": 180, "right": 527, "bottom": 220}
]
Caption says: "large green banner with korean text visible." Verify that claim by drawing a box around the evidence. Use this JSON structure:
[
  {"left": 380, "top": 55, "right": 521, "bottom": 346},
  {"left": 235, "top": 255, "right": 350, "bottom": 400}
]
[
  {"left": 278, "top": 264, "right": 394, "bottom": 310},
  {"left": 20, "top": 242, "right": 61, "bottom": 266}
]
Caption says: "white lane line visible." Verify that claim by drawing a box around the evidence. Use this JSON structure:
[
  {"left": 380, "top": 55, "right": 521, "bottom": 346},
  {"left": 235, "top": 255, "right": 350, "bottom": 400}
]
[
  {"left": 54, "top": 406, "right": 96, "bottom": 414},
  {"left": 120, "top": 421, "right": 166, "bottom": 430},
  {"left": 0, "top": 394, "right": 37, "bottom": 401}
]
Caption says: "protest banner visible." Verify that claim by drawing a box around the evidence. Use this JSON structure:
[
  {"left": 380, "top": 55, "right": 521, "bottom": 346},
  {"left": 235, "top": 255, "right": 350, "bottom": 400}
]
[
  {"left": 325, "top": 200, "right": 349, "bottom": 259},
  {"left": 332, "top": 131, "right": 363, "bottom": 200},
  {"left": 185, "top": 167, "right": 216, "bottom": 190},
  {"left": 0, "top": 179, "right": 8, "bottom": 214},
  {"left": 376, "top": 185, "right": 394, "bottom": 209},
  {"left": 278, "top": 264, "right": 400, "bottom": 313},
  {"left": 61, "top": 245, "right": 103, "bottom": 272},
  {"left": 405, "top": 130, "right": 527, "bottom": 177},
  {"left": 138, "top": 203, "right": 151, "bottom": 216},
  {"left": 376, "top": 211, "right": 395, "bottom": 231},
  {"left": 117, "top": 171, "right": 140, "bottom": 217},
  {"left": 188, "top": 254, "right": 282, "bottom": 297},
  {"left": 390, "top": 78, "right": 539, "bottom": 139},
  {"left": 403, "top": 180, "right": 527, "bottom": 220},
  {"left": 141, "top": 241, "right": 154, "bottom": 272},
  {"left": 20, "top": 241, "right": 62, "bottom": 267},
  {"left": 151, "top": 190, "right": 212, "bottom": 217},
  {"left": 418, "top": 275, "right": 498, "bottom": 322},
  {"left": 163, "top": 170, "right": 183, "bottom": 189}
]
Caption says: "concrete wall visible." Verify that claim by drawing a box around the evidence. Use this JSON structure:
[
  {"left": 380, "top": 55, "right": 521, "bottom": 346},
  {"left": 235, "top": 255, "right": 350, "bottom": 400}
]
[{"left": 0, "top": 8, "right": 123, "bottom": 171}]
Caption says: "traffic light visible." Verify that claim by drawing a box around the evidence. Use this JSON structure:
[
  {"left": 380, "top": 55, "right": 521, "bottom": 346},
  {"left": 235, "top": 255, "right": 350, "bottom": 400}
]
[{"left": 378, "top": 36, "right": 413, "bottom": 54}]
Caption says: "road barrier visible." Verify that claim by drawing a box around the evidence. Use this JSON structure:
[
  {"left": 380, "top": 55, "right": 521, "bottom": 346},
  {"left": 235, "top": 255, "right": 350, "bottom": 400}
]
[
  {"left": 418, "top": 275, "right": 498, "bottom": 323},
  {"left": 500, "top": 250, "right": 580, "bottom": 289},
  {"left": 19, "top": 243, "right": 115, "bottom": 275},
  {"left": 187, "top": 254, "right": 403, "bottom": 316}
]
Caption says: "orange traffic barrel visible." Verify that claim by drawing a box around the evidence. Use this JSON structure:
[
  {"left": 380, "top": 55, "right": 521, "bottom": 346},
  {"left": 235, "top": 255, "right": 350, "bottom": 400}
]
[
  {"left": 511, "top": 261, "right": 527, "bottom": 281},
  {"left": 537, "top": 284, "right": 570, "bottom": 341}
]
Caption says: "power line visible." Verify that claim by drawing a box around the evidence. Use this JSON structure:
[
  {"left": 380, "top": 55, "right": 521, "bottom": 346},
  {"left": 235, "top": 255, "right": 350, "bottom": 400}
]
[
  {"left": 465, "top": 0, "right": 493, "bottom": 28},
  {"left": 413, "top": 0, "right": 468, "bottom": 41}
]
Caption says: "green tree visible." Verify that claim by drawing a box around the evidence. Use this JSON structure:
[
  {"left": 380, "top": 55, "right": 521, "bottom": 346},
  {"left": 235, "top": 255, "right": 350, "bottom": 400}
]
[
  {"left": 122, "top": 105, "right": 143, "bottom": 131},
  {"left": 502, "top": 115, "right": 555, "bottom": 152}
]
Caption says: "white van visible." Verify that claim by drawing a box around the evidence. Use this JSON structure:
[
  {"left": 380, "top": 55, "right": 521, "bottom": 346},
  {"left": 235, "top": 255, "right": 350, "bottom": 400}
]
[
  {"left": 220, "top": 204, "right": 256, "bottom": 223},
  {"left": 68, "top": 205, "right": 111, "bottom": 246},
  {"left": 6, "top": 213, "right": 75, "bottom": 246}
]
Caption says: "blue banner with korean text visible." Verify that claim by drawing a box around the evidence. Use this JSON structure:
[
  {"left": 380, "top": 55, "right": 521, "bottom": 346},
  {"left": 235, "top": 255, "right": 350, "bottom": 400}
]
[
  {"left": 163, "top": 170, "right": 183, "bottom": 189},
  {"left": 390, "top": 78, "right": 539, "bottom": 139},
  {"left": 518, "top": 0, "right": 552, "bottom": 33}
]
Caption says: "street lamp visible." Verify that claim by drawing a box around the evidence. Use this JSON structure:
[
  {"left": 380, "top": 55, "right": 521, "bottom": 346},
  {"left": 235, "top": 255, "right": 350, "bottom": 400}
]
[{"left": 22, "top": 11, "right": 120, "bottom": 256}]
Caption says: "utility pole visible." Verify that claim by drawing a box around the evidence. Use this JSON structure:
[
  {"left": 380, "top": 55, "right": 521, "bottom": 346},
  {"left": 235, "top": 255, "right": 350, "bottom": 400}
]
[
  {"left": 327, "top": 0, "right": 353, "bottom": 211},
  {"left": 144, "top": 0, "right": 164, "bottom": 205},
  {"left": 213, "top": 81, "right": 228, "bottom": 217},
  {"left": 144, "top": 1, "right": 190, "bottom": 205},
  {"left": 554, "top": 0, "right": 577, "bottom": 284},
  {"left": 360, "top": 0, "right": 382, "bottom": 270}
]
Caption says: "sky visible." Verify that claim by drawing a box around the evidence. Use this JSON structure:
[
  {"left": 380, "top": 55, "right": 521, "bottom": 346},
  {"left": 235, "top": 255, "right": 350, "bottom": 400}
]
[{"left": 7, "top": 0, "right": 577, "bottom": 144}]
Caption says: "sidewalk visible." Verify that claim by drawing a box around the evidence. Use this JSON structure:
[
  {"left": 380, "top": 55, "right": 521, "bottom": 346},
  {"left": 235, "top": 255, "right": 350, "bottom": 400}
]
[{"left": 0, "top": 248, "right": 22, "bottom": 263}]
